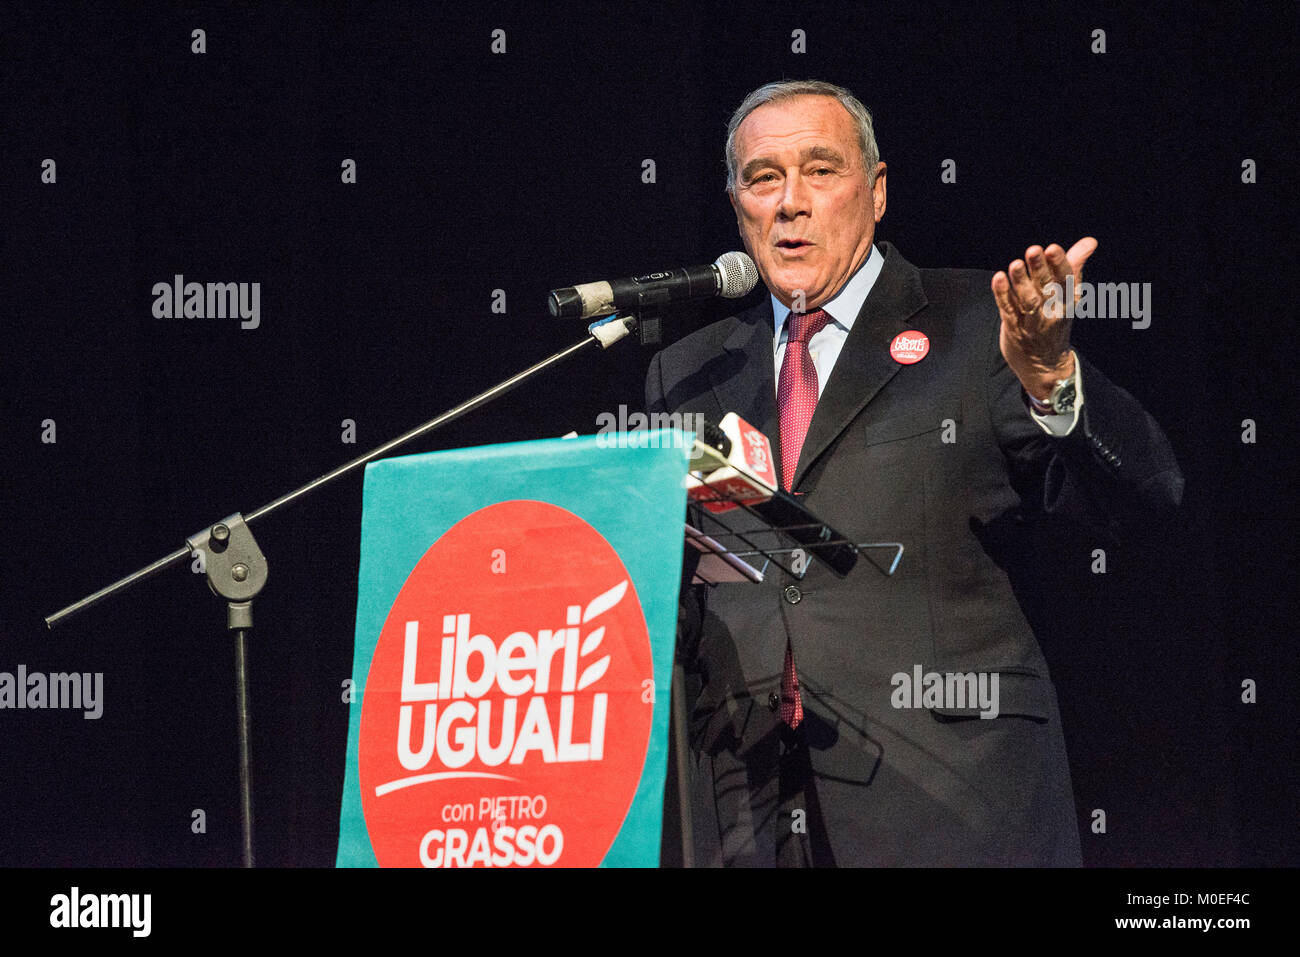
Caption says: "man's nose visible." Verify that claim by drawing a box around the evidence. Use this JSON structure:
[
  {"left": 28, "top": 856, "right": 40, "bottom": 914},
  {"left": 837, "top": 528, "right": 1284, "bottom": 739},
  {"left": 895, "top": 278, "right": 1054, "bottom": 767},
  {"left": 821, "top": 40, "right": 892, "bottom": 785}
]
[{"left": 777, "top": 172, "right": 811, "bottom": 219}]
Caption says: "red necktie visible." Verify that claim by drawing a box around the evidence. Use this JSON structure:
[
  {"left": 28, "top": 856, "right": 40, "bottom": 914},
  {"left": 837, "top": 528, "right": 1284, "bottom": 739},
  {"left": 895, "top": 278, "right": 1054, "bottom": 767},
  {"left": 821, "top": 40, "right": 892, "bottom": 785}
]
[
  {"left": 775, "top": 308, "right": 831, "bottom": 728},
  {"left": 777, "top": 309, "right": 832, "bottom": 492}
]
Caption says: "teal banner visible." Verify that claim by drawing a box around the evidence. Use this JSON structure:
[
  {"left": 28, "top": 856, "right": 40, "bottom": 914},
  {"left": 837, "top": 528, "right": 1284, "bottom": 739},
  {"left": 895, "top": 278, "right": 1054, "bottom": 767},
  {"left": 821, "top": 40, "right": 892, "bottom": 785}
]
[{"left": 337, "top": 432, "right": 689, "bottom": 867}]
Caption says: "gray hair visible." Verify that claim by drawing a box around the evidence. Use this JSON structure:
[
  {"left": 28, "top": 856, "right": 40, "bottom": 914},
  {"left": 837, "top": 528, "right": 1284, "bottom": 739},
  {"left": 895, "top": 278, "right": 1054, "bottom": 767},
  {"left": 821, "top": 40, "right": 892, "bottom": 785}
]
[{"left": 724, "top": 79, "right": 881, "bottom": 193}]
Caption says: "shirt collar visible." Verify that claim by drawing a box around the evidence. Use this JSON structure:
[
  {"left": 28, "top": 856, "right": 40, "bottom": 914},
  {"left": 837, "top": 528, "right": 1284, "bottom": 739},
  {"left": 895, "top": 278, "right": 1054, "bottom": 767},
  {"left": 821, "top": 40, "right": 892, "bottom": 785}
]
[{"left": 772, "top": 243, "right": 884, "bottom": 346}]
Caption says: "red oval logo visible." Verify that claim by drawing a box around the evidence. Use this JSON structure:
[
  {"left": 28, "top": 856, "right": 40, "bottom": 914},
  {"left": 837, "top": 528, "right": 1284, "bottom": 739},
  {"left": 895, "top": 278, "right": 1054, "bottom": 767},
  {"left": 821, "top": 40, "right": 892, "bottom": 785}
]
[
  {"left": 358, "top": 500, "right": 653, "bottom": 867},
  {"left": 889, "top": 330, "right": 930, "bottom": 364}
]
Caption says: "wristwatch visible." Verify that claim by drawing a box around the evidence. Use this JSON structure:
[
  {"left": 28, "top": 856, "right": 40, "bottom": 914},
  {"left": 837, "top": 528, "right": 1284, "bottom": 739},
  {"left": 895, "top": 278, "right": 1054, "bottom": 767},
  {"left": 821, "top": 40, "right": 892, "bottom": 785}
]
[{"left": 1027, "top": 371, "right": 1078, "bottom": 416}]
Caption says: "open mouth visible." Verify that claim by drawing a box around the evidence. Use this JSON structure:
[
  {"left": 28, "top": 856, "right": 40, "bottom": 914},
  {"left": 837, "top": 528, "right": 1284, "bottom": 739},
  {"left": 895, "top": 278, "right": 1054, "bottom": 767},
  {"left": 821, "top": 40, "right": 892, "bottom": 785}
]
[{"left": 776, "top": 239, "right": 812, "bottom": 251}]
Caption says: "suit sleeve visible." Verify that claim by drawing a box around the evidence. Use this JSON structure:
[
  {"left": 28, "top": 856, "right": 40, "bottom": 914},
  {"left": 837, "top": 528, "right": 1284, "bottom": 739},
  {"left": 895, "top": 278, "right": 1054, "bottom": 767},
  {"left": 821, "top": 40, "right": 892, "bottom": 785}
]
[{"left": 986, "top": 322, "right": 1185, "bottom": 541}]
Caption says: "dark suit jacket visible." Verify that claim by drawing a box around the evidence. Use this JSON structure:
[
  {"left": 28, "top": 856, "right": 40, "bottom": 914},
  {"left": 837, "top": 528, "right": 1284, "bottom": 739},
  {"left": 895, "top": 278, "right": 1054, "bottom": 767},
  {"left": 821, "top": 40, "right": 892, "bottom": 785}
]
[{"left": 645, "top": 242, "right": 1184, "bottom": 866}]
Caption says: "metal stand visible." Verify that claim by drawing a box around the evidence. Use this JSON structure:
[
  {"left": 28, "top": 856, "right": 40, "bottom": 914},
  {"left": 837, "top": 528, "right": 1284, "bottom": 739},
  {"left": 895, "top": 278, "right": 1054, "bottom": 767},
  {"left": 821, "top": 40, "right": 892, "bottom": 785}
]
[
  {"left": 670, "top": 658, "right": 694, "bottom": 869},
  {"left": 185, "top": 515, "right": 267, "bottom": 868},
  {"left": 45, "top": 315, "right": 640, "bottom": 868},
  {"left": 687, "top": 466, "right": 906, "bottom": 580},
  {"left": 669, "top": 464, "right": 907, "bottom": 867}
]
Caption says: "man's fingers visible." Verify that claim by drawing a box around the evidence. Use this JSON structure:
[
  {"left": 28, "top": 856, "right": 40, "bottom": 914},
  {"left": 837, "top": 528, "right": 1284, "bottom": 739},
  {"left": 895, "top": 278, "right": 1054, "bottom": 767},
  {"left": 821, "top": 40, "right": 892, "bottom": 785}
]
[
  {"left": 991, "top": 271, "right": 1021, "bottom": 327},
  {"left": 1026, "top": 245, "right": 1055, "bottom": 299},
  {"left": 1044, "top": 243, "right": 1072, "bottom": 290},
  {"left": 1066, "top": 236, "right": 1099, "bottom": 283},
  {"left": 1008, "top": 258, "right": 1043, "bottom": 327}
]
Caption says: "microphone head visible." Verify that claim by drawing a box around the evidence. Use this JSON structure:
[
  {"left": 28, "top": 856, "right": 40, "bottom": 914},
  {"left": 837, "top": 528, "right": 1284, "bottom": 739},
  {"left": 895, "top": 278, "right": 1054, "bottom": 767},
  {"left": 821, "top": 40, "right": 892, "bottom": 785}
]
[
  {"left": 714, "top": 251, "right": 759, "bottom": 299},
  {"left": 697, "top": 419, "right": 732, "bottom": 459}
]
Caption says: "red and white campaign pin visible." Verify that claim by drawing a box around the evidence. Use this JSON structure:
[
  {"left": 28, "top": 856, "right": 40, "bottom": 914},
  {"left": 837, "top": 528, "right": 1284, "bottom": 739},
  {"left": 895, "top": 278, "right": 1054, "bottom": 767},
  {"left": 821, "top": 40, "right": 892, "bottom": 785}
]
[
  {"left": 357, "top": 500, "right": 654, "bottom": 867},
  {"left": 889, "top": 331, "right": 930, "bottom": 364}
]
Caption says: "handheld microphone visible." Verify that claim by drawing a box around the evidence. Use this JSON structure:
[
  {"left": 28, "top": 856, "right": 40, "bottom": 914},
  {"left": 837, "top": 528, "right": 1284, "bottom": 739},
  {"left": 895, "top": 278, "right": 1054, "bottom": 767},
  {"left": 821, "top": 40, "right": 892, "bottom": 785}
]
[
  {"left": 687, "top": 413, "right": 779, "bottom": 513},
  {"left": 688, "top": 413, "right": 858, "bottom": 576},
  {"left": 548, "top": 252, "right": 759, "bottom": 319}
]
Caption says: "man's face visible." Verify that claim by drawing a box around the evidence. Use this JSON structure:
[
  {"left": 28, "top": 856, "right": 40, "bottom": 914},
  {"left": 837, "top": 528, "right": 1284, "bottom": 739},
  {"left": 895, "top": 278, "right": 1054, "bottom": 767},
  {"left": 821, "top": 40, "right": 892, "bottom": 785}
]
[{"left": 729, "top": 95, "right": 887, "bottom": 310}]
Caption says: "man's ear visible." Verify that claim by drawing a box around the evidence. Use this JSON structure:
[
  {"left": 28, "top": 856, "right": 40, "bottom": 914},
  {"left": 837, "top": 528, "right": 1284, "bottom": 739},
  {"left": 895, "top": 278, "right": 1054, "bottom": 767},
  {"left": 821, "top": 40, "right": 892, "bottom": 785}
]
[
  {"left": 872, "top": 162, "right": 887, "bottom": 223},
  {"left": 728, "top": 188, "right": 741, "bottom": 228}
]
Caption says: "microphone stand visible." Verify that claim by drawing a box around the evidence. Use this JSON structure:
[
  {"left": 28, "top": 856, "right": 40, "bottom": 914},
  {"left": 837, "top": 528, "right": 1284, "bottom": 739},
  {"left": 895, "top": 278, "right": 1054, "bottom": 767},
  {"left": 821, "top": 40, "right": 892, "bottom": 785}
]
[{"left": 45, "top": 313, "right": 639, "bottom": 868}]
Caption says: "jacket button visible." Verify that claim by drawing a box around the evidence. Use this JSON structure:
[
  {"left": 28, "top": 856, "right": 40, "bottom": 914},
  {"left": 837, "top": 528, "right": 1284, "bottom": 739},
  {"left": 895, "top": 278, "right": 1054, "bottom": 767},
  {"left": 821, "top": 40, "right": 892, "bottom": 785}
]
[
  {"left": 783, "top": 585, "right": 802, "bottom": 604},
  {"left": 768, "top": 691, "right": 780, "bottom": 712}
]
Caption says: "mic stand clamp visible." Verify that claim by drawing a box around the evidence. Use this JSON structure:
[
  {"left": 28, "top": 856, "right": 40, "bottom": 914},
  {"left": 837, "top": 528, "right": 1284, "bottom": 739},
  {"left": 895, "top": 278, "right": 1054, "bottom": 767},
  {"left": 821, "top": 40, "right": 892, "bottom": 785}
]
[
  {"left": 636, "top": 308, "right": 661, "bottom": 346},
  {"left": 635, "top": 290, "right": 665, "bottom": 346},
  {"left": 186, "top": 514, "right": 267, "bottom": 868}
]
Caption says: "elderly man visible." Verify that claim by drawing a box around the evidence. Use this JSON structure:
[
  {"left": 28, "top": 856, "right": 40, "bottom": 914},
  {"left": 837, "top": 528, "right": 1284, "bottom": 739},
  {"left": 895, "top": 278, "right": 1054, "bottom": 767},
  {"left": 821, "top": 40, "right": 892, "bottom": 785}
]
[{"left": 646, "top": 80, "right": 1183, "bottom": 866}]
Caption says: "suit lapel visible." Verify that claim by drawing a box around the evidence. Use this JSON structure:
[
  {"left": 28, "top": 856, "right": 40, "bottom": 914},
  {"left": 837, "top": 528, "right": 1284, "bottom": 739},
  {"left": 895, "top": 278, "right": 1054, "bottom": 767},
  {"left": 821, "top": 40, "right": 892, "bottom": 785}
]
[
  {"left": 792, "top": 242, "right": 928, "bottom": 489},
  {"left": 711, "top": 298, "right": 780, "bottom": 448}
]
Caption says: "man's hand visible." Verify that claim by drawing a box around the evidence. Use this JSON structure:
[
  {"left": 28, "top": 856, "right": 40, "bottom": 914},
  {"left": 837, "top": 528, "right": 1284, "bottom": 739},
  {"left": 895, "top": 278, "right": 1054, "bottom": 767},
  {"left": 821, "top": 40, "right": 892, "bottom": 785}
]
[{"left": 992, "top": 237, "right": 1098, "bottom": 401}]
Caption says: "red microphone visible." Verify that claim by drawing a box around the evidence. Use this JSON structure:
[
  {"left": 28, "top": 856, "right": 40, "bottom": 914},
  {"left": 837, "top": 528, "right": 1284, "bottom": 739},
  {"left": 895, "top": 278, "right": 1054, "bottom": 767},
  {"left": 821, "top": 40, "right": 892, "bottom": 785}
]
[{"left": 686, "top": 413, "right": 778, "bottom": 513}]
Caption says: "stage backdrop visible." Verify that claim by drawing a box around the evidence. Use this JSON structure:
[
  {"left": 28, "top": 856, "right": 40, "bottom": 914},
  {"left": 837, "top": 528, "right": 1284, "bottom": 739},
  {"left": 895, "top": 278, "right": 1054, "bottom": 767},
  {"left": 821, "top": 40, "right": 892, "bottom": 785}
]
[{"left": 3, "top": 1, "right": 1295, "bottom": 867}]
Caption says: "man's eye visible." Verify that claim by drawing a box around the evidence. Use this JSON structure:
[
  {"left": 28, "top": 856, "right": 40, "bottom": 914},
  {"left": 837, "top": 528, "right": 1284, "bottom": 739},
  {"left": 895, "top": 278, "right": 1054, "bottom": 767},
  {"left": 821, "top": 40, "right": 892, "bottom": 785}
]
[
  {"left": 811, "top": 167, "right": 833, "bottom": 176},
  {"left": 753, "top": 173, "right": 777, "bottom": 183}
]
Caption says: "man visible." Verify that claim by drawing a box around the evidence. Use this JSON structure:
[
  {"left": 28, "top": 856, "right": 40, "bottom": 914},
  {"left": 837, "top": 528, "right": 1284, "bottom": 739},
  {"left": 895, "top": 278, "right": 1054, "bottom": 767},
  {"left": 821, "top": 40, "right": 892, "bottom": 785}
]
[{"left": 646, "top": 80, "right": 1183, "bottom": 866}]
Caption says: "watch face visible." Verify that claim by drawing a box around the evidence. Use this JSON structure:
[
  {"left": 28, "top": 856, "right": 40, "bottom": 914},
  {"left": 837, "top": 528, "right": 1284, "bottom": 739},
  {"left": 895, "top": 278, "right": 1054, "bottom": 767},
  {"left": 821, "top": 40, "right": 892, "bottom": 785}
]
[{"left": 1052, "top": 380, "right": 1077, "bottom": 414}]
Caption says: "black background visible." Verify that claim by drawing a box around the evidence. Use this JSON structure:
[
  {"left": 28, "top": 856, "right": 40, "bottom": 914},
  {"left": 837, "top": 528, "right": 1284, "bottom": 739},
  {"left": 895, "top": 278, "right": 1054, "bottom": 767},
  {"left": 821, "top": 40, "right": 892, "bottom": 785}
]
[{"left": 2, "top": 1, "right": 1296, "bottom": 867}]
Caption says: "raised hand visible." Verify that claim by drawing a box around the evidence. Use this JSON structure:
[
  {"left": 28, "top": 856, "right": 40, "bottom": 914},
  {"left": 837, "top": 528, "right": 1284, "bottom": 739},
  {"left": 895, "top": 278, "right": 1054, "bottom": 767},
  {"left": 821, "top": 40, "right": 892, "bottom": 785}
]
[{"left": 991, "top": 237, "right": 1098, "bottom": 400}]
